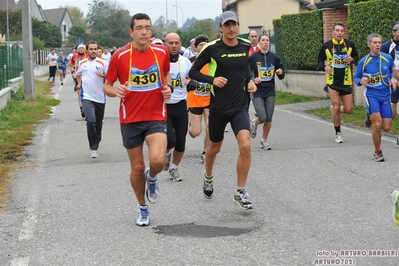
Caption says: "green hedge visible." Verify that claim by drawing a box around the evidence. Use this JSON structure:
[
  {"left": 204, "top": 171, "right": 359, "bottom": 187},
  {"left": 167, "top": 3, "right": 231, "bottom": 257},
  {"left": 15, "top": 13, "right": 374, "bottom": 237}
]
[
  {"left": 348, "top": 0, "right": 399, "bottom": 58},
  {"left": 273, "top": 19, "right": 288, "bottom": 69},
  {"left": 279, "top": 11, "right": 323, "bottom": 70}
]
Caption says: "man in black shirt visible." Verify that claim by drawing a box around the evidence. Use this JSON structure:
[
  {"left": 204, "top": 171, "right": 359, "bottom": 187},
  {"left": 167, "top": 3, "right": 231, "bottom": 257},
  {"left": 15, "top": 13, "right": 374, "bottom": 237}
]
[{"left": 189, "top": 11, "right": 257, "bottom": 210}]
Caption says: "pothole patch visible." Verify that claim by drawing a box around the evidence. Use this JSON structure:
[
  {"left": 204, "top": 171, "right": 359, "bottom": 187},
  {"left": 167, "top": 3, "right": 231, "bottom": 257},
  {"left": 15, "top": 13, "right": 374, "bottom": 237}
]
[{"left": 154, "top": 223, "right": 253, "bottom": 238}]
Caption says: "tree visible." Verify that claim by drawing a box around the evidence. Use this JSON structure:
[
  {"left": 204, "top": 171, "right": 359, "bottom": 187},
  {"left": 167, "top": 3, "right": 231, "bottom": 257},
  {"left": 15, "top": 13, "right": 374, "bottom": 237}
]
[
  {"left": 86, "top": 0, "right": 131, "bottom": 47},
  {"left": 32, "top": 20, "right": 62, "bottom": 48},
  {"left": 63, "top": 5, "right": 86, "bottom": 29},
  {"left": 67, "top": 25, "right": 87, "bottom": 46},
  {"left": 0, "top": 10, "right": 22, "bottom": 40}
]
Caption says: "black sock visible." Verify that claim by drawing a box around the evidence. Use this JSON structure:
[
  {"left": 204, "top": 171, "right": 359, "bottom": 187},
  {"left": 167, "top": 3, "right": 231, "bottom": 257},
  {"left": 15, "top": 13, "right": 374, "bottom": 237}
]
[{"left": 334, "top": 126, "right": 341, "bottom": 134}]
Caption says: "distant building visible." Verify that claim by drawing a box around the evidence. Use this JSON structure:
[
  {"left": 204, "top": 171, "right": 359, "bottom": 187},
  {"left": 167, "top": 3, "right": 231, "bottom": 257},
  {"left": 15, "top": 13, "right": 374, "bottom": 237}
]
[
  {"left": 222, "top": 0, "right": 321, "bottom": 34},
  {"left": 0, "top": 0, "right": 73, "bottom": 46}
]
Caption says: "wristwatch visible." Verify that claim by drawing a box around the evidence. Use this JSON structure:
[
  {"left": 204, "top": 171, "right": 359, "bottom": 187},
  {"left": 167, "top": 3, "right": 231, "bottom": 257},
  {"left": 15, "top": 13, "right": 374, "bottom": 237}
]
[{"left": 167, "top": 84, "right": 174, "bottom": 93}]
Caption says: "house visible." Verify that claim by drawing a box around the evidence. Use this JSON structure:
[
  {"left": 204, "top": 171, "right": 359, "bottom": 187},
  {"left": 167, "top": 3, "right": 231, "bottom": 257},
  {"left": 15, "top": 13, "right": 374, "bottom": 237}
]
[
  {"left": 43, "top": 8, "right": 73, "bottom": 45},
  {"left": 0, "top": 0, "right": 73, "bottom": 45},
  {"left": 0, "top": 0, "right": 46, "bottom": 21},
  {"left": 222, "top": 0, "right": 321, "bottom": 34}
]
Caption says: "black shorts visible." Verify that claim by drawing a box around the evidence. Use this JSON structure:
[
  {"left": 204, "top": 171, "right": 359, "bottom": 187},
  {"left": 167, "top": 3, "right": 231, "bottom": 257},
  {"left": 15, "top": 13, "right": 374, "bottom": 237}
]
[
  {"left": 121, "top": 121, "right": 167, "bottom": 149},
  {"left": 188, "top": 107, "right": 209, "bottom": 115},
  {"left": 208, "top": 108, "right": 250, "bottom": 143},
  {"left": 328, "top": 84, "right": 352, "bottom": 95},
  {"left": 391, "top": 87, "right": 399, "bottom": 104}
]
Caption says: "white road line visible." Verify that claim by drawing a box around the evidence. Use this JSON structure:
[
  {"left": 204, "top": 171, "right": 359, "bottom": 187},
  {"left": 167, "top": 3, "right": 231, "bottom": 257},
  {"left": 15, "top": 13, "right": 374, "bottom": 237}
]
[
  {"left": 14, "top": 126, "right": 51, "bottom": 265},
  {"left": 10, "top": 257, "right": 29, "bottom": 266},
  {"left": 275, "top": 107, "right": 396, "bottom": 143},
  {"left": 18, "top": 204, "right": 38, "bottom": 241}
]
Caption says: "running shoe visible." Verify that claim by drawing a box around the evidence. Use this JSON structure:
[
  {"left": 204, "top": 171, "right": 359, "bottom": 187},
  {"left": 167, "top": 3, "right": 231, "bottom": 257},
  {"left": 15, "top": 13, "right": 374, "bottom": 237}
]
[
  {"left": 169, "top": 168, "right": 182, "bottom": 182},
  {"left": 233, "top": 190, "right": 254, "bottom": 210},
  {"left": 200, "top": 152, "right": 205, "bottom": 164},
  {"left": 225, "top": 127, "right": 229, "bottom": 132},
  {"left": 373, "top": 150, "right": 384, "bottom": 162},
  {"left": 250, "top": 119, "right": 257, "bottom": 138},
  {"left": 163, "top": 153, "right": 171, "bottom": 171},
  {"left": 203, "top": 171, "right": 213, "bottom": 199},
  {"left": 260, "top": 140, "right": 272, "bottom": 150},
  {"left": 335, "top": 133, "right": 344, "bottom": 143},
  {"left": 145, "top": 169, "right": 160, "bottom": 203},
  {"left": 396, "top": 137, "right": 399, "bottom": 148},
  {"left": 364, "top": 115, "right": 372, "bottom": 128},
  {"left": 391, "top": 189, "right": 399, "bottom": 226},
  {"left": 136, "top": 204, "right": 150, "bottom": 226},
  {"left": 91, "top": 150, "right": 99, "bottom": 158}
]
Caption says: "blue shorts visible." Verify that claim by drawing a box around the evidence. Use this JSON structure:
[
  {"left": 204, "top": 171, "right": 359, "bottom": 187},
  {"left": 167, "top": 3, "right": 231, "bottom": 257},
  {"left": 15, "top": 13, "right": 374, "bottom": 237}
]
[
  {"left": 365, "top": 96, "right": 392, "bottom": 119},
  {"left": 58, "top": 66, "right": 66, "bottom": 71},
  {"left": 208, "top": 108, "right": 250, "bottom": 143}
]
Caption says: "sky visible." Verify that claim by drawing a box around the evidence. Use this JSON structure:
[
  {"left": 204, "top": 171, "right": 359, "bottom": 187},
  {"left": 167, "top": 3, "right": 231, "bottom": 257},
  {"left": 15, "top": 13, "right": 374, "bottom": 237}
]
[{"left": 37, "top": 0, "right": 223, "bottom": 27}]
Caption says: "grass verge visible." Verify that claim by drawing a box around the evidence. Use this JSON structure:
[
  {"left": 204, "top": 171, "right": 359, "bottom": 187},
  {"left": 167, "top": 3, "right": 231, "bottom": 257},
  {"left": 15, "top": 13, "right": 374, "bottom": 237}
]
[
  {"left": 0, "top": 80, "right": 59, "bottom": 210},
  {"left": 306, "top": 105, "right": 399, "bottom": 135}
]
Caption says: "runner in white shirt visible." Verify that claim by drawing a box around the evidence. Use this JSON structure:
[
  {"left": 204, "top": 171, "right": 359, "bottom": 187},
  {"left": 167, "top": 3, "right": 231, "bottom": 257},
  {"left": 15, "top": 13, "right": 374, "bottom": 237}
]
[
  {"left": 163, "top": 32, "right": 192, "bottom": 181},
  {"left": 102, "top": 47, "right": 112, "bottom": 62},
  {"left": 45, "top": 49, "right": 58, "bottom": 83},
  {"left": 75, "top": 41, "right": 109, "bottom": 159}
]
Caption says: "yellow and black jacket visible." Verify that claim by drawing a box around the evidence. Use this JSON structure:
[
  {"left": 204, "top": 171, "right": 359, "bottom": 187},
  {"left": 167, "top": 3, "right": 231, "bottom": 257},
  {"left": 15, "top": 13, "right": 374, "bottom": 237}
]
[{"left": 318, "top": 38, "right": 359, "bottom": 86}]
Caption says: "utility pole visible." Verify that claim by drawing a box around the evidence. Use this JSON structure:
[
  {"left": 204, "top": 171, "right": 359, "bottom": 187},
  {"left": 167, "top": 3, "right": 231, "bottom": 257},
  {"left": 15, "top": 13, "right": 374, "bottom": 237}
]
[{"left": 22, "top": 0, "right": 35, "bottom": 99}]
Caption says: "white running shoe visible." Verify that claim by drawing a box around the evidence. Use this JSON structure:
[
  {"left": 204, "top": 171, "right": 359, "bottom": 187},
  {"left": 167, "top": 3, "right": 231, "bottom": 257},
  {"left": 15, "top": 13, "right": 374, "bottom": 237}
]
[
  {"left": 335, "top": 133, "right": 344, "bottom": 143},
  {"left": 136, "top": 204, "right": 150, "bottom": 226},
  {"left": 91, "top": 150, "right": 99, "bottom": 158},
  {"left": 260, "top": 140, "right": 271, "bottom": 150},
  {"left": 169, "top": 168, "right": 182, "bottom": 182}
]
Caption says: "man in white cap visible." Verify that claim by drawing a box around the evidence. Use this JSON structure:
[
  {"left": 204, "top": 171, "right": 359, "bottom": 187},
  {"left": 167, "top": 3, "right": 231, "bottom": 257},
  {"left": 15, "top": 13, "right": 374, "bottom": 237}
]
[
  {"left": 70, "top": 44, "right": 88, "bottom": 118},
  {"left": 189, "top": 10, "right": 257, "bottom": 210}
]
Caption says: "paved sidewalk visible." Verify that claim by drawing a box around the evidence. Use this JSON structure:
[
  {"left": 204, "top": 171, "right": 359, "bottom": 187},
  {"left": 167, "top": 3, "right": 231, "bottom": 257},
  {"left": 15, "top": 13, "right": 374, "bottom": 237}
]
[{"left": 0, "top": 76, "right": 398, "bottom": 266}]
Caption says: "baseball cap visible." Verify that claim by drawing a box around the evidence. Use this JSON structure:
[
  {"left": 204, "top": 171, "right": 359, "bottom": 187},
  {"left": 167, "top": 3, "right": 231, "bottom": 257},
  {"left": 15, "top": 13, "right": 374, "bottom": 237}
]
[
  {"left": 220, "top": 11, "right": 238, "bottom": 25},
  {"left": 152, "top": 38, "right": 163, "bottom": 45},
  {"left": 77, "top": 44, "right": 85, "bottom": 49},
  {"left": 59, "top": 51, "right": 63, "bottom": 54},
  {"left": 393, "top": 23, "right": 399, "bottom": 31}
]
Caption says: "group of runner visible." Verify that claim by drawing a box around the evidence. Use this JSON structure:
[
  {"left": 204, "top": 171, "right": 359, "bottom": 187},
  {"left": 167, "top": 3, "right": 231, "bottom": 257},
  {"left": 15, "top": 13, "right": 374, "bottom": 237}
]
[
  {"left": 64, "top": 11, "right": 399, "bottom": 227},
  {"left": 318, "top": 22, "right": 399, "bottom": 162}
]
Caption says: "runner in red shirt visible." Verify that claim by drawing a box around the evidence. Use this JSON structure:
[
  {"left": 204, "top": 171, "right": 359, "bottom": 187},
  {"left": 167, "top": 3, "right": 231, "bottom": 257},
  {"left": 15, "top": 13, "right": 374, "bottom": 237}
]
[
  {"left": 103, "top": 13, "right": 173, "bottom": 227},
  {"left": 70, "top": 44, "right": 88, "bottom": 118}
]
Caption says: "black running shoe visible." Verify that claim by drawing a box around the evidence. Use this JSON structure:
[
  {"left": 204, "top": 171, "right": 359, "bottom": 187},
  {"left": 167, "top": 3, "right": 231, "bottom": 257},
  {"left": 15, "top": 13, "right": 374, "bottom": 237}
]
[{"left": 203, "top": 171, "right": 213, "bottom": 199}]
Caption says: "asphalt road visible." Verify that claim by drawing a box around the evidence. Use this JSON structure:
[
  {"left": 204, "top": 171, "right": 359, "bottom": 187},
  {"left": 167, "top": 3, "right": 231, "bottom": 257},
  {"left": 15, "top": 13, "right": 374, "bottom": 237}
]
[{"left": 0, "top": 76, "right": 398, "bottom": 266}]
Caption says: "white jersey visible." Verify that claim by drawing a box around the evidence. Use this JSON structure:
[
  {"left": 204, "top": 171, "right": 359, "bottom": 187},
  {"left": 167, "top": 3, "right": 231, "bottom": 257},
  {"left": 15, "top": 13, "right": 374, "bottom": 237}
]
[
  {"left": 167, "top": 55, "right": 192, "bottom": 104},
  {"left": 183, "top": 47, "right": 197, "bottom": 59},
  {"left": 76, "top": 57, "right": 108, "bottom": 104},
  {"left": 46, "top": 53, "right": 58, "bottom": 66},
  {"left": 102, "top": 52, "right": 111, "bottom": 63}
]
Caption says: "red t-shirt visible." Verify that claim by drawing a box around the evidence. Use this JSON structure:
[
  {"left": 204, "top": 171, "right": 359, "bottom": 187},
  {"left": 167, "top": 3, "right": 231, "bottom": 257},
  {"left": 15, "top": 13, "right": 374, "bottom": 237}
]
[
  {"left": 70, "top": 53, "right": 88, "bottom": 74},
  {"left": 249, "top": 45, "right": 260, "bottom": 56},
  {"left": 106, "top": 43, "right": 170, "bottom": 124}
]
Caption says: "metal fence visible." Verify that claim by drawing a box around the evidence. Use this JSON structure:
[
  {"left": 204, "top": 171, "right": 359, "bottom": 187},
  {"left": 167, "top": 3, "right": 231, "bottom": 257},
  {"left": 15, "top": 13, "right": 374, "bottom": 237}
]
[{"left": 0, "top": 42, "right": 24, "bottom": 90}]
